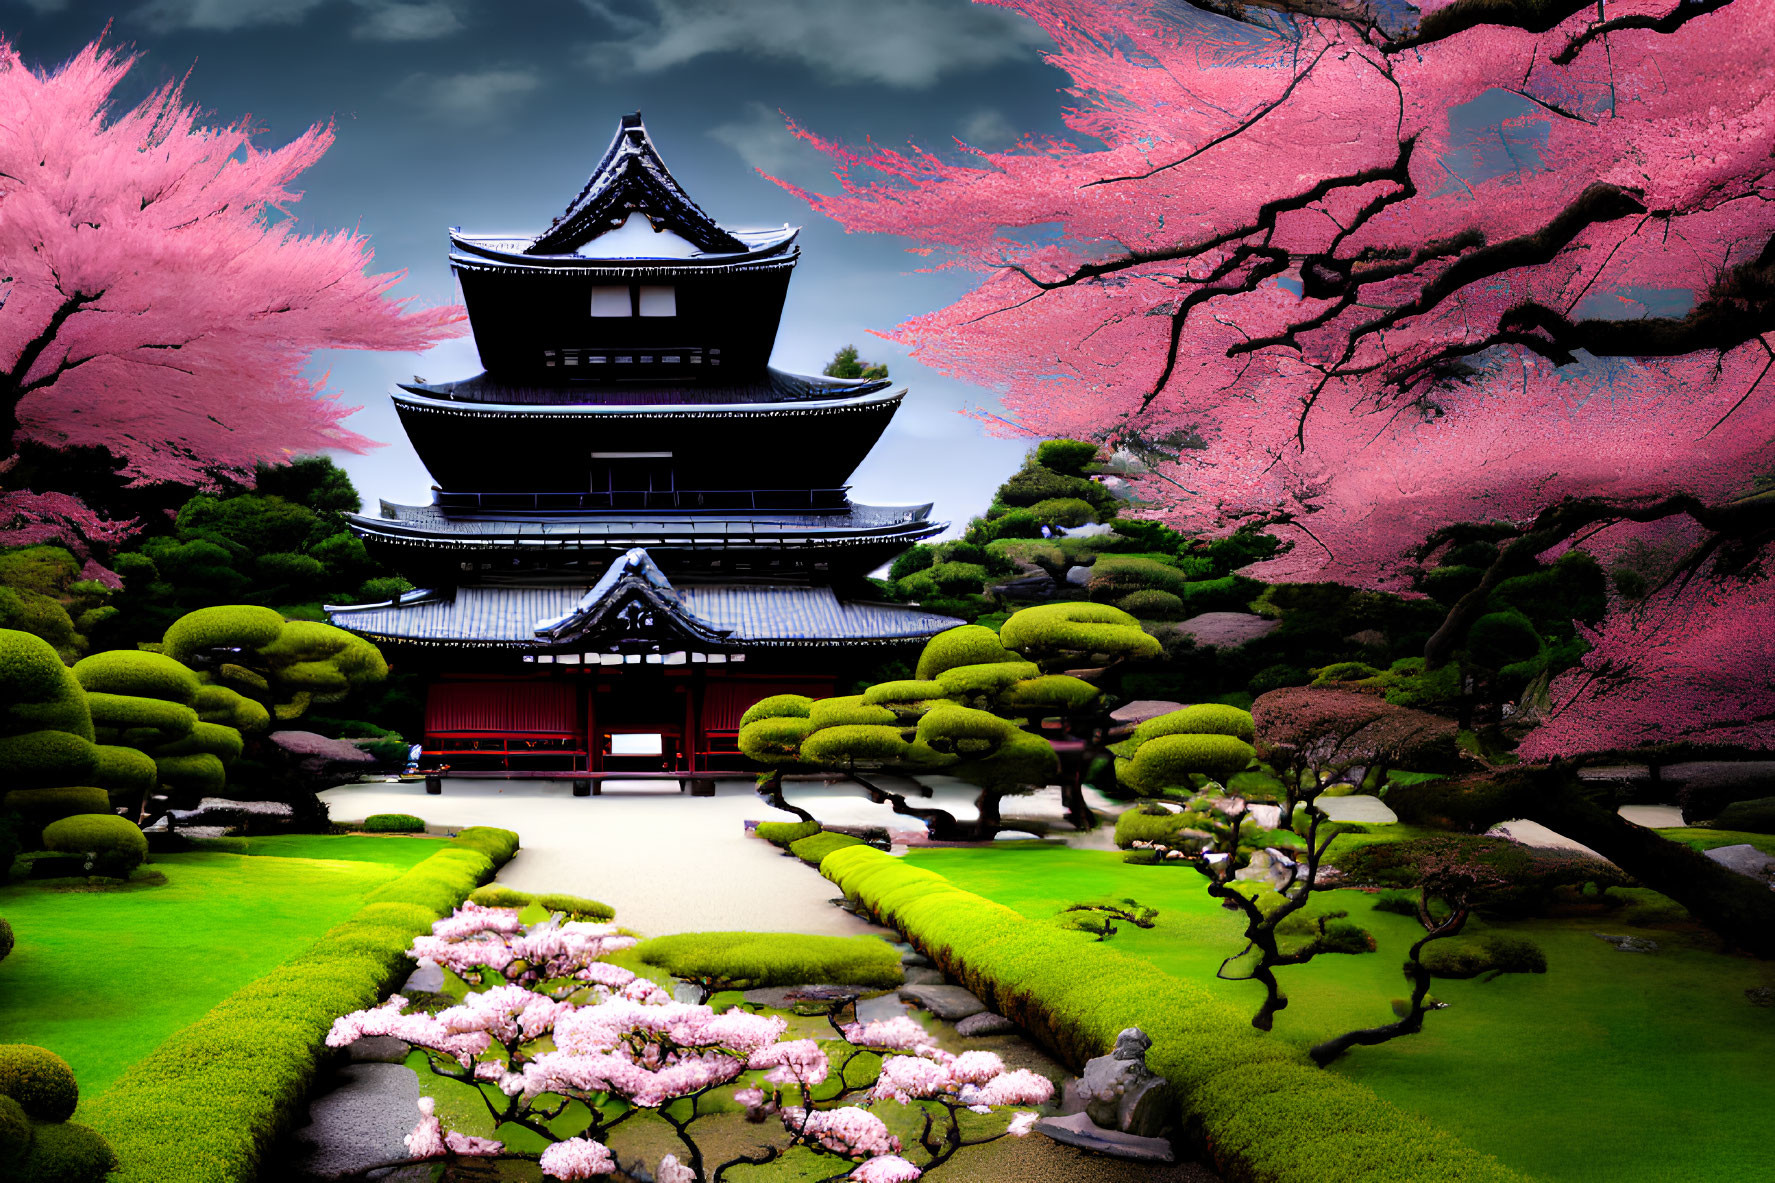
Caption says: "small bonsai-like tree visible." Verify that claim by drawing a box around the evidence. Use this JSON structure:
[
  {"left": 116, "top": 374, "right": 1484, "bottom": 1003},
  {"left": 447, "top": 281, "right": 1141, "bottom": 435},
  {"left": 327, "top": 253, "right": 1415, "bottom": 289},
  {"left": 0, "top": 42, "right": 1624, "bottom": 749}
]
[
  {"left": 72, "top": 649, "right": 240, "bottom": 811},
  {"left": 1250, "top": 687, "right": 1461, "bottom": 822},
  {"left": 0, "top": 628, "right": 112, "bottom": 844},
  {"left": 161, "top": 606, "right": 388, "bottom": 724}
]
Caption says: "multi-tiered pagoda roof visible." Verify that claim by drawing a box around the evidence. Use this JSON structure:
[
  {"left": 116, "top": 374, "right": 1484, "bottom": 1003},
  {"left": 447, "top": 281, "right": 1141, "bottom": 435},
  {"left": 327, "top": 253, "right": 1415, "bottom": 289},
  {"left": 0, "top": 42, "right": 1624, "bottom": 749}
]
[{"left": 329, "top": 113, "right": 954, "bottom": 664}]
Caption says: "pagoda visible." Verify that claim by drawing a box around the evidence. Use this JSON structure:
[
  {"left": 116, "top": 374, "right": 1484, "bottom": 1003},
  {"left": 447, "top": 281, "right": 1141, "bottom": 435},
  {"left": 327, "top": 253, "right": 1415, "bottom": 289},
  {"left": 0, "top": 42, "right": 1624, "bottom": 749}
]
[{"left": 327, "top": 113, "right": 956, "bottom": 776}]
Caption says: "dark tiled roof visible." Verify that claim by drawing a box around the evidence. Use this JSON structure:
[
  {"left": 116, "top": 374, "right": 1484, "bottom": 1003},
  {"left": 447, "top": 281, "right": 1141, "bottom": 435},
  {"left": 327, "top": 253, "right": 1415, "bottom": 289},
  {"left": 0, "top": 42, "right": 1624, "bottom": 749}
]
[{"left": 399, "top": 367, "right": 893, "bottom": 407}]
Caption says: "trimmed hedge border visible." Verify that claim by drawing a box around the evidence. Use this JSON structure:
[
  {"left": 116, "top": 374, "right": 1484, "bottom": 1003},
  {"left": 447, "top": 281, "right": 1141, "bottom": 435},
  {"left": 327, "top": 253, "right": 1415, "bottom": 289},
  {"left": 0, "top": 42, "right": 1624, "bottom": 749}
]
[
  {"left": 81, "top": 826, "right": 519, "bottom": 1183},
  {"left": 820, "top": 846, "right": 1526, "bottom": 1183}
]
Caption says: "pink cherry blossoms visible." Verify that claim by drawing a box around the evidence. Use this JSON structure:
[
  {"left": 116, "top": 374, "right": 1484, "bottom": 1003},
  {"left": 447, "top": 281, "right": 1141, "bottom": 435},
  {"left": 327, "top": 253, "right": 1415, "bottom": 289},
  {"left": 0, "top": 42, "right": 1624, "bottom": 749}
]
[{"left": 327, "top": 900, "right": 1064, "bottom": 1180}]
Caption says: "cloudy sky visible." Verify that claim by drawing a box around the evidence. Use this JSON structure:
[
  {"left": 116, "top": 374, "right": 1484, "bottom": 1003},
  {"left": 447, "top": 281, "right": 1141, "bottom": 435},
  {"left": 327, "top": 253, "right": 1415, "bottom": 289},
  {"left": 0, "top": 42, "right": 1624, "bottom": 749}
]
[{"left": 2, "top": 0, "right": 1077, "bottom": 529}]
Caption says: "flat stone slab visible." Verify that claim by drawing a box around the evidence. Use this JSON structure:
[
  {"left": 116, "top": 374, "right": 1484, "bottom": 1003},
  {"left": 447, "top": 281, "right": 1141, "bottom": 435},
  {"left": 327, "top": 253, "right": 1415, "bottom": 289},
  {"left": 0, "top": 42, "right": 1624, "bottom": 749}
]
[
  {"left": 854, "top": 992, "right": 913, "bottom": 1025},
  {"left": 1594, "top": 933, "right": 1660, "bottom": 953},
  {"left": 744, "top": 984, "right": 865, "bottom": 1012},
  {"left": 1315, "top": 795, "right": 1397, "bottom": 824},
  {"left": 402, "top": 958, "right": 445, "bottom": 995},
  {"left": 1704, "top": 843, "right": 1775, "bottom": 881},
  {"left": 1487, "top": 820, "right": 1604, "bottom": 857},
  {"left": 1109, "top": 700, "right": 1184, "bottom": 725},
  {"left": 1035, "top": 1112, "right": 1175, "bottom": 1163},
  {"left": 346, "top": 1035, "right": 410, "bottom": 1064},
  {"left": 994, "top": 830, "right": 1045, "bottom": 842},
  {"left": 956, "top": 1011, "right": 1018, "bottom": 1038},
  {"left": 900, "top": 950, "right": 933, "bottom": 969},
  {"left": 1619, "top": 804, "right": 1686, "bottom": 829},
  {"left": 1173, "top": 612, "right": 1278, "bottom": 649},
  {"left": 289, "top": 1061, "right": 421, "bottom": 1178},
  {"left": 902, "top": 967, "right": 946, "bottom": 986},
  {"left": 898, "top": 983, "right": 988, "bottom": 1021}
]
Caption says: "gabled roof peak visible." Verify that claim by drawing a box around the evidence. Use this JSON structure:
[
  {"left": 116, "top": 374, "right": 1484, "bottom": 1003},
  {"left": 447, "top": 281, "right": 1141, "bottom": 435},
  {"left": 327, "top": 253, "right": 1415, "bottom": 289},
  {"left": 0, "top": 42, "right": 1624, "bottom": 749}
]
[{"left": 529, "top": 113, "right": 748, "bottom": 258}]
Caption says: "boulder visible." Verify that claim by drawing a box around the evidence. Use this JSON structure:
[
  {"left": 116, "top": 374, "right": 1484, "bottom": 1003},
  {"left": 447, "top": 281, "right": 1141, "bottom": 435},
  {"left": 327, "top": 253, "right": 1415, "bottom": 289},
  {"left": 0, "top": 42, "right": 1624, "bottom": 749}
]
[
  {"left": 1315, "top": 794, "right": 1398, "bottom": 824},
  {"left": 897, "top": 983, "right": 988, "bottom": 1021},
  {"left": 1035, "top": 1112, "right": 1175, "bottom": 1163},
  {"left": 991, "top": 574, "right": 1059, "bottom": 599},
  {"left": 346, "top": 1035, "right": 410, "bottom": 1064},
  {"left": 956, "top": 1011, "right": 1018, "bottom": 1038},
  {"left": 1065, "top": 565, "right": 1094, "bottom": 587},
  {"left": 1060, "top": 1027, "right": 1169, "bottom": 1138},
  {"left": 901, "top": 966, "right": 946, "bottom": 986},
  {"left": 403, "top": 958, "right": 445, "bottom": 995},
  {"left": 1703, "top": 843, "right": 1775, "bottom": 883},
  {"left": 743, "top": 984, "right": 864, "bottom": 1013},
  {"left": 287, "top": 1062, "right": 421, "bottom": 1179},
  {"left": 1174, "top": 611, "right": 1279, "bottom": 649}
]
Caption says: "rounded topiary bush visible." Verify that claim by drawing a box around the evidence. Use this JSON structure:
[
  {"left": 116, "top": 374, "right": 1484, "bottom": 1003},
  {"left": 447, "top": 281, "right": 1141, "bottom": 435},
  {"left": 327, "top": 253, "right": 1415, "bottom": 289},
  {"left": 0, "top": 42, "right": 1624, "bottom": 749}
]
[
  {"left": 738, "top": 694, "right": 813, "bottom": 727},
  {"left": 535, "top": 892, "right": 615, "bottom": 920},
  {"left": 799, "top": 724, "right": 914, "bottom": 766},
  {"left": 737, "top": 715, "right": 818, "bottom": 763},
  {"left": 1035, "top": 438, "right": 1099, "bottom": 475},
  {"left": 1, "top": 786, "right": 109, "bottom": 827},
  {"left": 1117, "top": 589, "right": 1186, "bottom": 619},
  {"left": 933, "top": 660, "right": 1042, "bottom": 700},
  {"left": 0, "top": 1045, "right": 79, "bottom": 1121},
  {"left": 41, "top": 814, "right": 148, "bottom": 871},
  {"left": 1131, "top": 703, "right": 1256, "bottom": 745},
  {"left": 92, "top": 744, "right": 158, "bottom": 797},
  {"left": 998, "top": 602, "right": 1162, "bottom": 662},
  {"left": 162, "top": 604, "right": 286, "bottom": 663},
  {"left": 997, "top": 674, "right": 1100, "bottom": 712},
  {"left": 0, "top": 1093, "right": 29, "bottom": 1161},
  {"left": 362, "top": 813, "right": 426, "bottom": 833},
  {"left": 0, "top": 731, "right": 99, "bottom": 790},
  {"left": 1023, "top": 497, "right": 1097, "bottom": 527},
  {"left": 807, "top": 695, "right": 897, "bottom": 728},
  {"left": 1117, "top": 732, "right": 1256, "bottom": 794},
  {"left": 466, "top": 884, "right": 533, "bottom": 909},
  {"left": 914, "top": 624, "right": 1017, "bottom": 681},
  {"left": 860, "top": 680, "right": 949, "bottom": 707},
  {"left": 12, "top": 1119, "right": 116, "bottom": 1183},
  {"left": 1714, "top": 797, "right": 1775, "bottom": 834},
  {"left": 71, "top": 650, "right": 201, "bottom": 706},
  {"left": 154, "top": 752, "right": 227, "bottom": 794},
  {"left": 756, "top": 820, "right": 823, "bottom": 847}
]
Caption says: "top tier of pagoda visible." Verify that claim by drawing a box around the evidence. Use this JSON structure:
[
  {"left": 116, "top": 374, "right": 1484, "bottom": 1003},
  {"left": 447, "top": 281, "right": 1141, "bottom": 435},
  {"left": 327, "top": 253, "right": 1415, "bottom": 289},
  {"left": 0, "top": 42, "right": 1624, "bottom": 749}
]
[{"left": 447, "top": 111, "right": 801, "bottom": 380}]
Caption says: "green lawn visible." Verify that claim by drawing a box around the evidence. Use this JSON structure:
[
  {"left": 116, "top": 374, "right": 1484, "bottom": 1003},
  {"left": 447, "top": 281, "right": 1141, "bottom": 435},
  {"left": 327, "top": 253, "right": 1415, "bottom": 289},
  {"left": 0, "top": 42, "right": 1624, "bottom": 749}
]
[
  {"left": 905, "top": 844, "right": 1775, "bottom": 1183},
  {"left": 0, "top": 835, "right": 438, "bottom": 1109}
]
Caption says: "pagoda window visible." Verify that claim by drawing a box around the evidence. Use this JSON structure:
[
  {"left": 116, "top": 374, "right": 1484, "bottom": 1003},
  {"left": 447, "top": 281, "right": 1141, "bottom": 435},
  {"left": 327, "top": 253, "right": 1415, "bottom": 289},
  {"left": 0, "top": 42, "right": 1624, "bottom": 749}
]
[
  {"left": 589, "top": 285, "right": 631, "bottom": 316},
  {"left": 638, "top": 284, "right": 677, "bottom": 317}
]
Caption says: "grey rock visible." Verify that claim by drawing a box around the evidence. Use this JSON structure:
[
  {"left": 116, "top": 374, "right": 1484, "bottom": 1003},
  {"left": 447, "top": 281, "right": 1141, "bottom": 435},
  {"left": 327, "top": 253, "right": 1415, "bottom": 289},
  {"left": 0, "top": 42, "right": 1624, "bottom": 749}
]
[
  {"left": 1035, "top": 1112, "right": 1176, "bottom": 1163},
  {"left": 1315, "top": 794, "right": 1399, "bottom": 825},
  {"left": 1109, "top": 700, "right": 1185, "bottom": 726},
  {"left": 900, "top": 950, "right": 933, "bottom": 969},
  {"left": 288, "top": 1062, "right": 421, "bottom": 1178},
  {"left": 898, "top": 983, "right": 988, "bottom": 1020},
  {"left": 1703, "top": 843, "right": 1775, "bottom": 882},
  {"left": 743, "top": 984, "right": 862, "bottom": 1014},
  {"left": 402, "top": 958, "right": 445, "bottom": 995},
  {"left": 1594, "top": 933, "right": 1660, "bottom": 953},
  {"left": 994, "top": 830, "right": 1045, "bottom": 842},
  {"left": 1062, "top": 1027, "right": 1169, "bottom": 1138},
  {"left": 346, "top": 1036, "right": 410, "bottom": 1064},
  {"left": 1173, "top": 611, "right": 1279, "bottom": 649},
  {"left": 1065, "top": 565, "right": 1094, "bottom": 587},
  {"left": 853, "top": 992, "right": 913, "bottom": 1025},
  {"left": 902, "top": 966, "right": 946, "bottom": 986},
  {"left": 956, "top": 1011, "right": 1018, "bottom": 1038},
  {"left": 992, "top": 574, "right": 1058, "bottom": 599},
  {"left": 1746, "top": 986, "right": 1775, "bottom": 1008}
]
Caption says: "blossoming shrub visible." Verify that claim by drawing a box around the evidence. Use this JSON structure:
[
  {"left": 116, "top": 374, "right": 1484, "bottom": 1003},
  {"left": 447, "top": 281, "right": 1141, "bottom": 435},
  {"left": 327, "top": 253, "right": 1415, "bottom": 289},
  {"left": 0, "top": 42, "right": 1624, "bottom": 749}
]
[
  {"left": 81, "top": 827, "right": 518, "bottom": 1183},
  {"left": 326, "top": 899, "right": 1052, "bottom": 1181},
  {"left": 820, "top": 845, "right": 1527, "bottom": 1183},
  {"left": 632, "top": 931, "right": 903, "bottom": 993}
]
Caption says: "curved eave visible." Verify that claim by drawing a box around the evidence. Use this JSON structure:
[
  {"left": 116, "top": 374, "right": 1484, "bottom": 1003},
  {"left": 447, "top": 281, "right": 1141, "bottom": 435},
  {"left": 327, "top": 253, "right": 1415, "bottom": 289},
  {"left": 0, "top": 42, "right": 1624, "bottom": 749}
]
[
  {"left": 344, "top": 517, "right": 948, "bottom": 551},
  {"left": 391, "top": 385, "right": 906, "bottom": 420},
  {"left": 449, "top": 228, "right": 798, "bottom": 273}
]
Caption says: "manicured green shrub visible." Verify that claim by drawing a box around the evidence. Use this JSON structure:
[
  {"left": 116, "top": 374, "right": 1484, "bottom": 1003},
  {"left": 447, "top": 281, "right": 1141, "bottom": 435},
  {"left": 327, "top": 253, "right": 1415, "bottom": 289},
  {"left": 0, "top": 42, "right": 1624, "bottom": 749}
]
[
  {"left": 361, "top": 813, "right": 426, "bottom": 833},
  {"left": 632, "top": 931, "right": 902, "bottom": 990},
  {"left": 756, "top": 820, "right": 824, "bottom": 847},
  {"left": 1130, "top": 703, "right": 1256, "bottom": 745},
  {"left": 0, "top": 730, "right": 99, "bottom": 789},
  {"left": 1383, "top": 776, "right": 1518, "bottom": 833},
  {"left": 0, "top": 628, "right": 86, "bottom": 708},
  {"left": 165, "top": 605, "right": 288, "bottom": 660},
  {"left": 1714, "top": 797, "right": 1775, "bottom": 834},
  {"left": 7, "top": 1119, "right": 115, "bottom": 1183},
  {"left": 534, "top": 893, "right": 615, "bottom": 921},
  {"left": 85, "top": 692, "right": 199, "bottom": 742},
  {"left": 1372, "top": 889, "right": 1420, "bottom": 916},
  {"left": 789, "top": 830, "right": 866, "bottom": 866},
  {"left": 738, "top": 715, "right": 819, "bottom": 763},
  {"left": 738, "top": 694, "right": 814, "bottom": 727},
  {"left": 1275, "top": 911, "right": 1376, "bottom": 955},
  {"left": 0, "top": 1045, "right": 79, "bottom": 1121},
  {"left": 1421, "top": 935, "right": 1548, "bottom": 979},
  {"left": 154, "top": 752, "right": 226, "bottom": 794},
  {"left": 998, "top": 602, "right": 1162, "bottom": 663},
  {"left": 92, "top": 744, "right": 158, "bottom": 796},
  {"left": 42, "top": 814, "right": 148, "bottom": 870},
  {"left": 807, "top": 695, "right": 897, "bottom": 728},
  {"left": 0, "top": 1093, "right": 28, "bottom": 1160},
  {"left": 897, "top": 561, "right": 989, "bottom": 598},
  {"left": 915, "top": 703, "right": 1017, "bottom": 755},
  {"left": 820, "top": 847, "right": 1525, "bottom": 1183},
  {"left": 997, "top": 674, "right": 1101, "bottom": 712},
  {"left": 1117, "top": 589, "right": 1186, "bottom": 618},
  {"left": 1088, "top": 554, "right": 1199, "bottom": 599},
  {"left": 914, "top": 624, "right": 1018, "bottom": 681},
  {"left": 1, "top": 786, "right": 109, "bottom": 826},
  {"left": 81, "top": 829, "right": 517, "bottom": 1183},
  {"left": 888, "top": 546, "right": 936, "bottom": 582},
  {"left": 998, "top": 464, "right": 1111, "bottom": 511},
  {"left": 1332, "top": 835, "right": 1631, "bottom": 914},
  {"left": 193, "top": 684, "right": 270, "bottom": 733},
  {"left": 466, "top": 884, "right": 533, "bottom": 908},
  {"left": 933, "top": 660, "right": 1041, "bottom": 700},
  {"left": 861, "top": 679, "right": 950, "bottom": 706},
  {"left": 1023, "top": 497, "right": 1097, "bottom": 527},
  {"left": 153, "top": 720, "right": 243, "bottom": 763},
  {"left": 799, "top": 725, "right": 914, "bottom": 766},
  {"left": 1116, "top": 733, "right": 1256, "bottom": 794},
  {"left": 71, "top": 650, "right": 201, "bottom": 706},
  {"left": 1035, "top": 438, "right": 1099, "bottom": 475},
  {"left": 1466, "top": 609, "right": 1542, "bottom": 669},
  {"left": 1113, "top": 804, "right": 1211, "bottom": 849}
]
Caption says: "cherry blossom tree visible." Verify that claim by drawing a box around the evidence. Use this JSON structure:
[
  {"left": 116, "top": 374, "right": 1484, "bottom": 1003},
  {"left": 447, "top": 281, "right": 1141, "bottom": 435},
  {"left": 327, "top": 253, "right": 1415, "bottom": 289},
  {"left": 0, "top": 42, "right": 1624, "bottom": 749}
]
[
  {"left": 0, "top": 33, "right": 465, "bottom": 552},
  {"left": 775, "top": 0, "right": 1774, "bottom": 743},
  {"left": 326, "top": 900, "right": 1054, "bottom": 1181}
]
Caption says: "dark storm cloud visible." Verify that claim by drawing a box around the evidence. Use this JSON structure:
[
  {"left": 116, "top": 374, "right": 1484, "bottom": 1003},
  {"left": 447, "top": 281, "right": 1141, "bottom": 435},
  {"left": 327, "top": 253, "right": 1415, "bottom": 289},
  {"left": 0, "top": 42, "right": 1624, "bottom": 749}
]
[{"left": 577, "top": 0, "right": 1051, "bottom": 88}]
